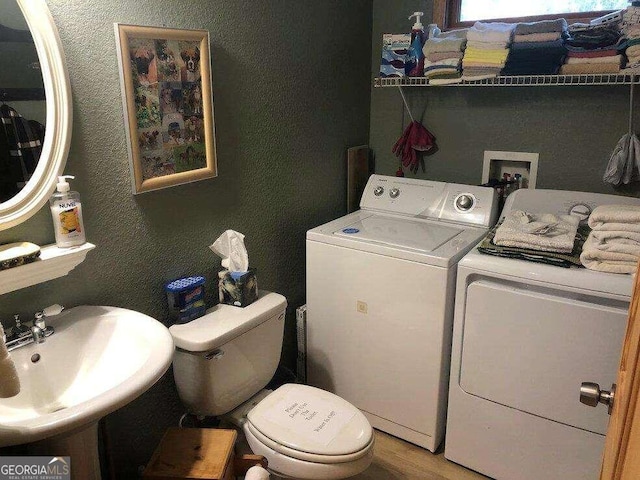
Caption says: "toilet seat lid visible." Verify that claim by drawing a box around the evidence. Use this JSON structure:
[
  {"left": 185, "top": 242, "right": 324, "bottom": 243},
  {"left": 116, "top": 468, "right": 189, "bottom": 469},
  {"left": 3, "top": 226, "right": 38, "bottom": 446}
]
[{"left": 246, "top": 384, "right": 373, "bottom": 456}]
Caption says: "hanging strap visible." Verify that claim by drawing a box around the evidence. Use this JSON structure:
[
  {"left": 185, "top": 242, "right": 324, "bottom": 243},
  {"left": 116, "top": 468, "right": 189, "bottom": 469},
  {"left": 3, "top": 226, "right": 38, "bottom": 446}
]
[
  {"left": 398, "top": 86, "right": 415, "bottom": 123},
  {"left": 629, "top": 82, "right": 635, "bottom": 135}
]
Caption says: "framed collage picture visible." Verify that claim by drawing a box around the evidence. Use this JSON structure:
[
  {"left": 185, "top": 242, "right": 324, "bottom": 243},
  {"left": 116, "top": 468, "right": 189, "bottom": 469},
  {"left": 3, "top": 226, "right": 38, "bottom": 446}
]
[{"left": 114, "top": 24, "right": 217, "bottom": 194}]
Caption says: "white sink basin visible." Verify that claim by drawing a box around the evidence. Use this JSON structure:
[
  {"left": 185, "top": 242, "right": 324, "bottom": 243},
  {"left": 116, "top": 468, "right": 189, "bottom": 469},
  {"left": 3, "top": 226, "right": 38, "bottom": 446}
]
[{"left": 0, "top": 305, "right": 174, "bottom": 448}]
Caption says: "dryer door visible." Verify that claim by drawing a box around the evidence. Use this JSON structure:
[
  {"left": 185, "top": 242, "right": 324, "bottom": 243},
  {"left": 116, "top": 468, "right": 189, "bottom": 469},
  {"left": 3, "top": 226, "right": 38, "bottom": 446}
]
[{"left": 459, "top": 279, "right": 628, "bottom": 434}]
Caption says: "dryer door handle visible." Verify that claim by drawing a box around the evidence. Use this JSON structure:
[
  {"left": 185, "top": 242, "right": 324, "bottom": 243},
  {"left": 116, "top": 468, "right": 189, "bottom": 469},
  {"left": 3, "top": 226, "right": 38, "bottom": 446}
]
[{"left": 580, "top": 382, "right": 615, "bottom": 415}]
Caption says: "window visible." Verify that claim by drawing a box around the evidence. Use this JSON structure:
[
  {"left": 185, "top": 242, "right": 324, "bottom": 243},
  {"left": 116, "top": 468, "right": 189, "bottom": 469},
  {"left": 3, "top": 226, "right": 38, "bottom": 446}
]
[{"left": 434, "top": 0, "right": 629, "bottom": 30}]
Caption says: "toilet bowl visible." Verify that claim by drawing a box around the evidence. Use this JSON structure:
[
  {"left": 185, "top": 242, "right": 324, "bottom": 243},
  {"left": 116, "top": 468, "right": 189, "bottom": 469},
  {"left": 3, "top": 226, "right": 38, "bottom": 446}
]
[{"left": 169, "top": 292, "right": 374, "bottom": 479}]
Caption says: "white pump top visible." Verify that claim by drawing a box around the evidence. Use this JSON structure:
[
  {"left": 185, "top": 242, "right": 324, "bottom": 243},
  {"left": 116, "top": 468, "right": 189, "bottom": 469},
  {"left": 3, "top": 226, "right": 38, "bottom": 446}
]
[
  {"left": 56, "top": 175, "right": 74, "bottom": 193},
  {"left": 409, "top": 11, "right": 424, "bottom": 30}
]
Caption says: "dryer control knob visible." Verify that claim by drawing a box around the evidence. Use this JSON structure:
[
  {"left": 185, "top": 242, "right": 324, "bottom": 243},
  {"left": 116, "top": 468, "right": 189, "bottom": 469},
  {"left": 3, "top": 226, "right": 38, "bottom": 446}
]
[
  {"left": 389, "top": 188, "right": 400, "bottom": 199},
  {"left": 455, "top": 194, "right": 474, "bottom": 211},
  {"left": 373, "top": 186, "right": 384, "bottom": 196},
  {"left": 569, "top": 204, "right": 591, "bottom": 221}
]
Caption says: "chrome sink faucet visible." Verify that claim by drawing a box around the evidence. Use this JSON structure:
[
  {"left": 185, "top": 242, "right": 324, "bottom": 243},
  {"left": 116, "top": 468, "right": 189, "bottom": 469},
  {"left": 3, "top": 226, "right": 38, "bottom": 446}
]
[{"left": 5, "top": 304, "right": 63, "bottom": 352}]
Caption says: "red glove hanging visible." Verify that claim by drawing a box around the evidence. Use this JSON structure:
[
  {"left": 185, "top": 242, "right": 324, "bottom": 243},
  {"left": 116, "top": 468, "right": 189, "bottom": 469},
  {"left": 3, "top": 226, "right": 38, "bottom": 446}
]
[{"left": 392, "top": 121, "right": 437, "bottom": 173}]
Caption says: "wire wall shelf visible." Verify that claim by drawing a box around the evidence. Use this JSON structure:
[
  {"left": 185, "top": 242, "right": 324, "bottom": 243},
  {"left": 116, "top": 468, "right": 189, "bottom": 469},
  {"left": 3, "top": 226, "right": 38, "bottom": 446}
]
[{"left": 374, "top": 74, "right": 640, "bottom": 88}]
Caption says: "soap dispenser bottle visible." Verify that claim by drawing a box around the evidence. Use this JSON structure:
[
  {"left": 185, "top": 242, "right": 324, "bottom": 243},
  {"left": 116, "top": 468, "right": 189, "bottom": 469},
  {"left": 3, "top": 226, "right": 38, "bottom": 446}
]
[
  {"left": 405, "top": 11, "right": 426, "bottom": 77},
  {"left": 49, "top": 175, "right": 86, "bottom": 248}
]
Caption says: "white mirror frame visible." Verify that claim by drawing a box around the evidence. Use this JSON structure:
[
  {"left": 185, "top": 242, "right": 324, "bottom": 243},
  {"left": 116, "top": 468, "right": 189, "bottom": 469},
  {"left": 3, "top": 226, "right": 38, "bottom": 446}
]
[{"left": 0, "top": 0, "right": 72, "bottom": 231}]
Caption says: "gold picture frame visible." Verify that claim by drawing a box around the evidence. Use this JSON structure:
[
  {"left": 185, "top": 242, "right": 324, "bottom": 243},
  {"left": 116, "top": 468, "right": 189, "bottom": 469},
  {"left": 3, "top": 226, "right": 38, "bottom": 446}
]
[{"left": 114, "top": 24, "right": 217, "bottom": 194}]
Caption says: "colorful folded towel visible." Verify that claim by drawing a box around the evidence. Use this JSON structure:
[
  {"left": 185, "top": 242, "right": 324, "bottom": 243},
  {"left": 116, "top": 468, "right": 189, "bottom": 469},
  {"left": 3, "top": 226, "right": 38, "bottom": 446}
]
[
  {"left": 467, "top": 21, "right": 516, "bottom": 44},
  {"left": 509, "top": 39, "right": 567, "bottom": 57},
  {"left": 567, "top": 48, "right": 619, "bottom": 58},
  {"left": 502, "top": 61, "right": 562, "bottom": 75},
  {"left": 461, "top": 69, "right": 501, "bottom": 81},
  {"left": 423, "top": 36, "right": 467, "bottom": 55},
  {"left": 426, "top": 51, "right": 464, "bottom": 62},
  {"left": 464, "top": 47, "right": 510, "bottom": 62},
  {"left": 566, "top": 55, "right": 622, "bottom": 65},
  {"left": 425, "top": 58, "right": 461, "bottom": 68},
  {"left": 560, "top": 63, "right": 621, "bottom": 74},
  {"left": 429, "top": 76, "right": 463, "bottom": 85},
  {"left": 437, "top": 28, "right": 469, "bottom": 39},
  {"left": 467, "top": 40, "right": 513, "bottom": 50},
  {"left": 514, "top": 18, "right": 568, "bottom": 35},
  {"left": 513, "top": 32, "right": 563, "bottom": 43},
  {"left": 566, "top": 26, "right": 621, "bottom": 49},
  {"left": 425, "top": 65, "right": 459, "bottom": 76}
]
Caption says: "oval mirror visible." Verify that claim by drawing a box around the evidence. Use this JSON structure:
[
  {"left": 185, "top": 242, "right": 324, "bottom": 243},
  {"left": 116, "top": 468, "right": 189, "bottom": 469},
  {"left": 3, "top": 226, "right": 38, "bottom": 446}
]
[{"left": 0, "top": 0, "right": 71, "bottom": 231}]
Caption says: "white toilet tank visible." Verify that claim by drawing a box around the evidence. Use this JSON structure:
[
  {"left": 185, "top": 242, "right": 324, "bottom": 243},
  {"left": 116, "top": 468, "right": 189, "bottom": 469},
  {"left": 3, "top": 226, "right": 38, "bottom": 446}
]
[{"left": 169, "top": 291, "right": 287, "bottom": 416}]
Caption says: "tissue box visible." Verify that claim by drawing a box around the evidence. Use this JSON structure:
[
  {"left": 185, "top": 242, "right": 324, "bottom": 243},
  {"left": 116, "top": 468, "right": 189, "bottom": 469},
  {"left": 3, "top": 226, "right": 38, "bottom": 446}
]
[
  {"left": 218, "top": 268, "right": 258, "bottom": 307},
  {"left": 165, "top": 276, "right": 206, "bottom": 324},
  {"left": 380, "top": 33, "right": 411, "bottom": 78}
]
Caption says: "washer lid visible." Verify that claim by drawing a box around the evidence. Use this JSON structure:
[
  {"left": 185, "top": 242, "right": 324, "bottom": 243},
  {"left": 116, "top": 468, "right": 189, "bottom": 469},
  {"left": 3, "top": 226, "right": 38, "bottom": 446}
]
[
  {"left": 247, "top": 384, "right": 373, "bottom": 456},
  {"left": 334, "top": 214, "right": 463, "bottom": 252}
]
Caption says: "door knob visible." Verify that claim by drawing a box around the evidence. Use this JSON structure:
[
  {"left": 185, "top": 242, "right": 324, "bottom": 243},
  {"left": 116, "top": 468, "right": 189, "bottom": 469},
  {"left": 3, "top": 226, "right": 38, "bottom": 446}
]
[{"left": 580, "top": 382, "right": 615, "bottom": 415}]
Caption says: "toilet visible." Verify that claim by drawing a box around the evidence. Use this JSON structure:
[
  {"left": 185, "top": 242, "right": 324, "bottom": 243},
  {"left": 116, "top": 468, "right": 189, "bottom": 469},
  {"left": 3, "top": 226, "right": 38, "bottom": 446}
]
[{"left": 169, "top": 291, "right": 374, "bottom": 479}]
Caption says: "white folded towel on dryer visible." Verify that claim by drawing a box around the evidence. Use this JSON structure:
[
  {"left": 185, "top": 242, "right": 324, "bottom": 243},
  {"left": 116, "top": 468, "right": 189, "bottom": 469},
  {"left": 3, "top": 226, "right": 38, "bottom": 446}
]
[
  {"left": 580, "top": 234, "right": 640, "bottom": 274},
  {"left": 580, "top": 204, "right": 640, "bottom": 273},
  {"left": 493, "top": 210, "right": 580, "bottom": 253},
  {"left": 588, "top": 204, "right": 640, "bottom": 229},
  {"left": 591, "top": 229, "right": 640, "bottom": 245}
]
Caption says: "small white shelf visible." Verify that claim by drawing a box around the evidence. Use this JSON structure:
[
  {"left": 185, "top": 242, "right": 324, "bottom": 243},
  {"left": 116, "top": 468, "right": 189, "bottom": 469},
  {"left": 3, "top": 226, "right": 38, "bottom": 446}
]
[
  {"left": 0, "top": 242, "right": 95, "bottom": 295},
  {"left": 374, "top": 74, "right": 640, "bottom": 88}
]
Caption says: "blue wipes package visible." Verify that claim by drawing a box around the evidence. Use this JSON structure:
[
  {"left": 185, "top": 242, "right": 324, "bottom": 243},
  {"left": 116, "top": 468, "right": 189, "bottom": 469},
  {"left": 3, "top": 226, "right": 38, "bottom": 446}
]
[
  {"left": 165, "top": 276, "right": 206, "bottom": 323},
  {"left": 380, "top": 34, "right": 411, "bottom": 78}
]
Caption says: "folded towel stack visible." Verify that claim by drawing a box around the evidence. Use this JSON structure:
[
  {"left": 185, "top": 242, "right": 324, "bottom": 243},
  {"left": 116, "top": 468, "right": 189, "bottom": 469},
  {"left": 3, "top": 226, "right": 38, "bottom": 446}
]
[
  {"left": 580, "top": 205, "right": 640, "bottom": 274},
  {"left": 422, "top": 29, "right": 467, "bottom": 84},
  {"left": 493, "top": 210, "right": 580, "bottom": 254},
  {"left": 620, "top": 6, "right": 640, "bottom": 73},
  {"left": 503, "top": 19, "right": 568, "bottom": 75},
  {"left": 462, "top": 22, "right": 515, "bottom": 81},
  {"left": 561, "top": 23, "right": 622, "bottom": 74}
]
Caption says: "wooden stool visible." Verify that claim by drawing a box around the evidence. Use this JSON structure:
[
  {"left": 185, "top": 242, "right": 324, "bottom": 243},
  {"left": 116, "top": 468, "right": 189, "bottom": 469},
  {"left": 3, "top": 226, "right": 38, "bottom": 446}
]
[{"left": 144, "top": 428, "right": 267, "bottom": 480}]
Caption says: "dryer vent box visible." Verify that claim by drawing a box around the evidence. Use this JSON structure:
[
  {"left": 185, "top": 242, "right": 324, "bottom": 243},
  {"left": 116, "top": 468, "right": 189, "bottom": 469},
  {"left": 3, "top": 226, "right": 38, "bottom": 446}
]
[
  {"left": 296, "top": 304, "right": 307, "bottom": 383},
  {"left": 482, "top": 151, "right": 539, "bottom": 189}
]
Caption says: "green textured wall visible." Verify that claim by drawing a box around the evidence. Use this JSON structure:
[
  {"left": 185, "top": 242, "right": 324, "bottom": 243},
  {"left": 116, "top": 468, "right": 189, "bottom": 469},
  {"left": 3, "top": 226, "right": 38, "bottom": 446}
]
[
  {"left": 370, "top": 0, "right": 640, "bottom": 196},
  {"left": 0, "top": 0, "right": 372, "bottom": 476}
]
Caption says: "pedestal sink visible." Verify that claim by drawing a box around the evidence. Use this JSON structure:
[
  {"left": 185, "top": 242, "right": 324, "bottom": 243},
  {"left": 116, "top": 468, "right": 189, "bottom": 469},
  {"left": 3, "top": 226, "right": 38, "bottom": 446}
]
[{"left": 0, "top": 306, "right": 174, "bottom": 479}]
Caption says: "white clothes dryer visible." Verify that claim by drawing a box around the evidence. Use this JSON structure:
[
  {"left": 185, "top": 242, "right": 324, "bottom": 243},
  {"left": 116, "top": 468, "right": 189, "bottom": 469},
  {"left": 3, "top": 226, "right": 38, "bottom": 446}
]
[
  {"left": 306, "top": 174, "right": 497, "bottom": 451},
  {"left": 445, "top": 189, "right": 640, "bottom": 480}
]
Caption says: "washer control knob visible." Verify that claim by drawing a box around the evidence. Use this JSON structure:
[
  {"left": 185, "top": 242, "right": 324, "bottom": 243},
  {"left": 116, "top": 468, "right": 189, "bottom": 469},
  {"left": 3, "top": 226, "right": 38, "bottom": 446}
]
[
  {"left": 455, "top": 194, "right": 474, "bottom": 211},
  {"left": 373, "top": 186, "right": 384, "bottom": 196},
  {"left": 389, "top": 188, "right": 400, "bottom": 199}
]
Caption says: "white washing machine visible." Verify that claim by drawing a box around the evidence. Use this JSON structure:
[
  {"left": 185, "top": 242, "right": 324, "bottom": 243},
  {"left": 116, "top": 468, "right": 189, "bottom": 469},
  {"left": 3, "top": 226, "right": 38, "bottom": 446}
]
[
  {"left": 445, "top": 189, "right": 640, "bottom": 480},
  {"left": 305, "top": 174, "right": 497, "bottom": 451}
]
